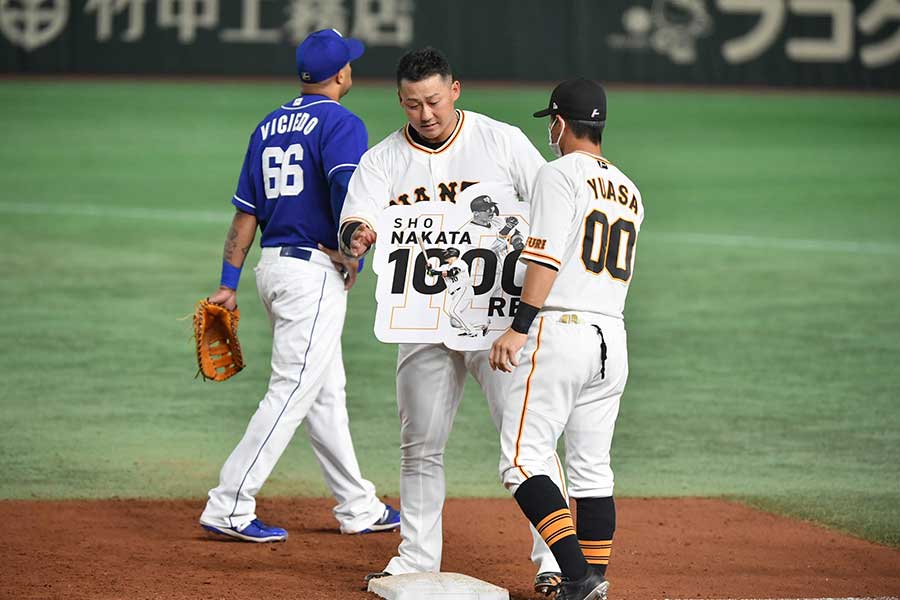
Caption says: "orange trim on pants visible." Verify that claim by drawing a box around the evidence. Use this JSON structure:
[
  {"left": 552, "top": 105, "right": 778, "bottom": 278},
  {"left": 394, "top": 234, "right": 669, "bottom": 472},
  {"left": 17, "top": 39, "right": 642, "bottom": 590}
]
[{"left": 513, "top": 317, "right": 545, "bottom": 480}]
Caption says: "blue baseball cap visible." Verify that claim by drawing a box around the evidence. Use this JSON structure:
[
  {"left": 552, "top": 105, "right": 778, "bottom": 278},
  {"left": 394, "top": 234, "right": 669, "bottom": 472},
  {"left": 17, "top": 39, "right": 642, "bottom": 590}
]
[{"left": 296, "top": 29, "right": 365, "bottom": 83}]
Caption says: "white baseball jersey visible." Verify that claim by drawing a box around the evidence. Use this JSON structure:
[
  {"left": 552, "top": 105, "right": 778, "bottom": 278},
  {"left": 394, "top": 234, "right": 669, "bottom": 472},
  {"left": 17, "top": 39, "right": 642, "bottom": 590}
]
[
  {"left": 341, "top": 110, "right": 544, "bottom": 232},
  {"left": 458, "top": 215, "right": 524, "bottom": 260},
  {"left": 434, "top": 259, "right": 470, "bottom": 293},
  {"left": 520, "top": 151, "right": 644, "bottom": 319}
]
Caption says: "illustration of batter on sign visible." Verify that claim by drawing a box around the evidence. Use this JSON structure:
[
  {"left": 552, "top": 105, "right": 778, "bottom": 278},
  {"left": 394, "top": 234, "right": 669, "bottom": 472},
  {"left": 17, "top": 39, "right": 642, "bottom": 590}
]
[
  {"left": 460, "top": 194, "right": 526, "bottom": 265},
  {"left": 424, "top": 246, "right": 489, "bottom": 337},
  {"left": 370, "top": 189, "right": 527, "bottom": 351}
]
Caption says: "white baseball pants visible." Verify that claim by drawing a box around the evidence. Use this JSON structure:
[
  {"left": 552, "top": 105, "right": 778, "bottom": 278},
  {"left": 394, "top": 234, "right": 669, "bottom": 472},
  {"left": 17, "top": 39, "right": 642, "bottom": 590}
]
[
  {"left": 445, "top": 287, "right": 485, "bottom": 334},
  {"left": 500, "top": 313, "right": 628, "bottom": 498},
  {"left": 384, "top": 343, "right": 565, "bottom": 575},
  {"left": 201, "top": 248, "right": 384, "bottom": 534}
]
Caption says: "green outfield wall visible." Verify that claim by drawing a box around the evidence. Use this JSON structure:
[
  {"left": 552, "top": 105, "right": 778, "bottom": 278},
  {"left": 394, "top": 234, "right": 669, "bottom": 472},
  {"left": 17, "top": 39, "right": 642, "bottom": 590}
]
[{"left": 2, "top": 0, "right": 898, "bottom": 88}]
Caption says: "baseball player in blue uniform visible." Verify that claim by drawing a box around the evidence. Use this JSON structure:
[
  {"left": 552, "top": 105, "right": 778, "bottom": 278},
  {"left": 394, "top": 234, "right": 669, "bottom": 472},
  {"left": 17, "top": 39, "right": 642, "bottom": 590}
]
[{"left": 198, "top": 29, "right": 399, "bottom": 542}]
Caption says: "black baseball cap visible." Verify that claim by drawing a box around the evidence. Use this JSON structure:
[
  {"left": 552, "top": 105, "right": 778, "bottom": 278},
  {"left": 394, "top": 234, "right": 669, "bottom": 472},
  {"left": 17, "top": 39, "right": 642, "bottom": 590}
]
[{"left": 533, "top": 78, "right": 607, "bottom": 124}]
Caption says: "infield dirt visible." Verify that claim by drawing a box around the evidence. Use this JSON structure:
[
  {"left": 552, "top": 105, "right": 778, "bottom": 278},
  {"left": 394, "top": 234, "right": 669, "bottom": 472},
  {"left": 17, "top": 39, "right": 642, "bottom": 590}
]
[{"left": 4, "top": 497, "right": 899, "bottom": 599}]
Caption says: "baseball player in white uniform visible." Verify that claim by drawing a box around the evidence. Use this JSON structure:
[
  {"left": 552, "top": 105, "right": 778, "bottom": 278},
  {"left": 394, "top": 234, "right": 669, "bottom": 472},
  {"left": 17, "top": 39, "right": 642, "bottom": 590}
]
[
  {"left": 459, "top": 195, "right": 526, "bottom": 260},
  {"left": 197, "top": 30, "right": 399, "bottom": 543},
  {"left": 339, "top": 47, "right": 567, "bottom": 594},
  {"left": 457, "top": 195, "right": 526, "bottom": 296},
  {"left": 491, "top": 79, "right": 644, "bottom": 600},
  {"left": 426, "top": 247, "right": 488, "bottom": 337}
]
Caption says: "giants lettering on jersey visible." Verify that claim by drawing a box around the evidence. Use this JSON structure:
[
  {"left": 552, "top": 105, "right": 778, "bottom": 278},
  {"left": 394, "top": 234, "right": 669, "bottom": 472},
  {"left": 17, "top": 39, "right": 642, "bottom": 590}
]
[
  {"left": 390, "top": 180, "right": 480, "bottom": 205},
  {"left": 586, "top": 177, "right": 639, "bottom": 215}
]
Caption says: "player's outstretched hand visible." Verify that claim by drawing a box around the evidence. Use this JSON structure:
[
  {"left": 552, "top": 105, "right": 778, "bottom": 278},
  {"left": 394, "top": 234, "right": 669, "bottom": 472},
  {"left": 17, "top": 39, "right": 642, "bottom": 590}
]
[
  {"left": 208, "top": 286, "right": 237, "bottom": 311},
  {"left": 350, "top": 224, "right": 377, "bottom": 257},
  {"left": 319, "top": 244, "right": 360, "bottom": 291},
  {"left": 490, "top": 328, "right": 528, "bottom": 373}
]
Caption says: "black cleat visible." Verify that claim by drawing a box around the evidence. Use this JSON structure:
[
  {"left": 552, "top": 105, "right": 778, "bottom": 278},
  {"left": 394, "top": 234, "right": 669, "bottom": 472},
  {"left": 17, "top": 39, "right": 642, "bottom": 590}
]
[{"left": 555, "top": 569, "right": 609, "bottom": 600}]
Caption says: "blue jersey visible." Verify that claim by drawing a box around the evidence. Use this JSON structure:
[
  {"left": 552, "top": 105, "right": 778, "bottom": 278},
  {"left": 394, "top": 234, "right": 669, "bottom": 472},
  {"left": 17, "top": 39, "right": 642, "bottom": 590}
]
[{"left": 231, "top": 94, "right": 368, "bottom": 250}]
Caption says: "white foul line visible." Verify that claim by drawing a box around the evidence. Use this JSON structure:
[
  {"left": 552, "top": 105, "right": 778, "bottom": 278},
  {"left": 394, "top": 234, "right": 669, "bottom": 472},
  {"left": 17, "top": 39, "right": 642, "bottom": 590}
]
[
  {"left": 3, "top": 201, "right": 900, "bottom": 257},
  {"left": 650, "top": 232, "right": 900, "bottom": 256},
  {"left": 0, "top": 201, "right": 228, "bottom": 224}
]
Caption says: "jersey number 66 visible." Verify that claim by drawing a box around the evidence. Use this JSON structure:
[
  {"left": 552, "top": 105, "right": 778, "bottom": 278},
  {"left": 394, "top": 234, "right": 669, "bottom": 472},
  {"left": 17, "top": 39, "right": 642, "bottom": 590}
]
[{"left": 262, "top": 144, "right": 305, "bottom": 199}]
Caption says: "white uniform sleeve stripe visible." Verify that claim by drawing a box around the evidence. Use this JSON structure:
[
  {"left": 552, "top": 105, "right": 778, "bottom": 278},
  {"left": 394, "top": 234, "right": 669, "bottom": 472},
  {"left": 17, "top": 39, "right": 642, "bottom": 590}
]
[
  {"left": 521, "top": 248, "right": 561, "bottom": 265},
  {"left": 233, "top": 195, "right": 256, "bottom": 209},
  {"left": 281, "top": 99, "right": 340, "bottom": 110},
  {"left": 520, "top": 252, "right": 561, "bottom": 270},
  {"left": 327, "top": 163, "right": 358, "bottom": 178}
]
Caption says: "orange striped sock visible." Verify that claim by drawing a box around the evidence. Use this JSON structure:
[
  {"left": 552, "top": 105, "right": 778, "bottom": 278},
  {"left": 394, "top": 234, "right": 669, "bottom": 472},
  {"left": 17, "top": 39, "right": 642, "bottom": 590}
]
[
  {"left": 514, "top": 475, "right": 588, "bottom": 580},
  {"left": 579, "top": 539, "right": 612, "bottom": 569},
  {"left": 575, "top": 496, "right": 616, "bottom": 576},
  {"left": 537, "top": 508, "right": 577, "bottom": 547}
]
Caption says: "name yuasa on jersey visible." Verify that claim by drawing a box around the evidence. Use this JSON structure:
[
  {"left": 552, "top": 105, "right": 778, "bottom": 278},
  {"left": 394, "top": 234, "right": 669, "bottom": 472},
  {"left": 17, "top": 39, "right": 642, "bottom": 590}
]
[
  {"left": 521, "top": 151, "right": 644, "bottom": 319},
  {"left": 340, "top": 110, "right": 544, "bottom": 232}
]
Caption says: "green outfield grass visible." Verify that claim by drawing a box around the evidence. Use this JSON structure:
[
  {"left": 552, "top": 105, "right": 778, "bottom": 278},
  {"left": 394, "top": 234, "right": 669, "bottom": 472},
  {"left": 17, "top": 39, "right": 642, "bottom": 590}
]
[{"left": 1, "top": 80, "right": 898, "bottom": 547}]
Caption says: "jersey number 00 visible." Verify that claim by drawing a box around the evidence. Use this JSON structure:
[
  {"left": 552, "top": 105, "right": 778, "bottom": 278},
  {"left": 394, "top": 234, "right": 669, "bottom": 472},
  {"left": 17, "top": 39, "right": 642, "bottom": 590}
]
[{"left": 581, "top": 209, "right": 637, "bottom": 282}]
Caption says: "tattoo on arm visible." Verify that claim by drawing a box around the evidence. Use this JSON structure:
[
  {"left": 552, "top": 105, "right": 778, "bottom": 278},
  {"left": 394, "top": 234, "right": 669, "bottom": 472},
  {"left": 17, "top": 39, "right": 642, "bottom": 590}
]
[
  {"left": 223, "top": 223, "right": 239, "bottom": 264},
  {"left": 223, "top": 219, "right": 253, "bottom": 265}
]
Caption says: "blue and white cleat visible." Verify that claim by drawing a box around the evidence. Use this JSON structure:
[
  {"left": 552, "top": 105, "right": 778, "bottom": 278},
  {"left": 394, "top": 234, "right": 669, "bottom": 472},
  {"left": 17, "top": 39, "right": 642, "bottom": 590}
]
[
  {"left": 357, "top": 504, "right": 401, "bottom": 534},
  {"left": 200, "top": 518, "right": 288, "bottom": 542}
]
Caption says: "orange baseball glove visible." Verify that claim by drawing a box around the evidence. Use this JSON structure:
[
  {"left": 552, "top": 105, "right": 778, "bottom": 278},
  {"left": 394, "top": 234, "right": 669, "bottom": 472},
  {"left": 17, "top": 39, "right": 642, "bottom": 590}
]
[{"left": 193, "top": 299, "right": 245, "bottom": 381}]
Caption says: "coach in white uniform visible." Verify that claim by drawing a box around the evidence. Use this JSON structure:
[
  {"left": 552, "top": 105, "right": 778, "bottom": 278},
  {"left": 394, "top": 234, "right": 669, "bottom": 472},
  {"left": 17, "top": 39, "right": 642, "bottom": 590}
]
[
  {"left": 339, "top": 47, "right": 567, "bottom": 594},
  {"left": 491, "top": 78, "right": 644, "bottom": 600}
]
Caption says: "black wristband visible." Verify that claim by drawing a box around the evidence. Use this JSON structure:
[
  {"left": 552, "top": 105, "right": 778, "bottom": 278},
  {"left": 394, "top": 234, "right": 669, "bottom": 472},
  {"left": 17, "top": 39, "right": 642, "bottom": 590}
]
[
  {"left": 511, "top": 301, "right": 540, "bottom": 334},
  {"left": 339, "top": 221, "right": 363, "bottom": 255}
]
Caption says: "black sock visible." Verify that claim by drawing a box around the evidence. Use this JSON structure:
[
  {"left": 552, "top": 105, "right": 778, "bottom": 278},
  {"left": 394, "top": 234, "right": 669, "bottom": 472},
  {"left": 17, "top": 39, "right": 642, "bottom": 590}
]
[
  {"left": 575, "top": 496, "right": 615, "bottom": 576},
  {"left": 514, "top": 475, "right": 587, "bottom": 580}
]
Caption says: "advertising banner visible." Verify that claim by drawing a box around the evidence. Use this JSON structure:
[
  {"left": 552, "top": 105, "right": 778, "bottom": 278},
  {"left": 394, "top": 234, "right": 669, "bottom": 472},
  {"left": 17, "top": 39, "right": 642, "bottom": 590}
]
[{"left": 2, "top": 1, "right": 897, "bottom": 88}]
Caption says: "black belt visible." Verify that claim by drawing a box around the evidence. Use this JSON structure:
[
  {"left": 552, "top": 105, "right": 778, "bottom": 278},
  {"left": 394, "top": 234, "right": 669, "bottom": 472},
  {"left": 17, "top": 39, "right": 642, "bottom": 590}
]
[{"left": 279, "top": 247, "right": 312, "bottom": 261}]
